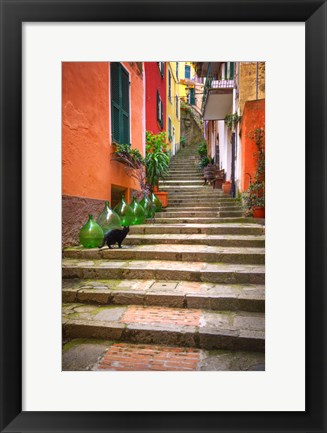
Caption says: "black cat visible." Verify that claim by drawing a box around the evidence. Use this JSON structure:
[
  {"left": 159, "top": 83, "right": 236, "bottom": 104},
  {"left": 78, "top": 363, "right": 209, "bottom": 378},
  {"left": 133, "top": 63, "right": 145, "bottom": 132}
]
[{"left": 98, "top": 226, "right": 130, "bottom": 249}]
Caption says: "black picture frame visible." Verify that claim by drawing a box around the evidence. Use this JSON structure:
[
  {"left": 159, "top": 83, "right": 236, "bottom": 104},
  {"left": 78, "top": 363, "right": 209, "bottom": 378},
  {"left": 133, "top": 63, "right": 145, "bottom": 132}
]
[{"left": 0, "top": 1, "right": 326, "bottom": 432}]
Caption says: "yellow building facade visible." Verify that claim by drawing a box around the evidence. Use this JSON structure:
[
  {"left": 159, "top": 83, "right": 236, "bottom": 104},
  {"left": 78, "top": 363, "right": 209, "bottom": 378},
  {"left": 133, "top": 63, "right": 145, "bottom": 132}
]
[{"left": 166, "top": 62, "right": 180, "bottom": 155}]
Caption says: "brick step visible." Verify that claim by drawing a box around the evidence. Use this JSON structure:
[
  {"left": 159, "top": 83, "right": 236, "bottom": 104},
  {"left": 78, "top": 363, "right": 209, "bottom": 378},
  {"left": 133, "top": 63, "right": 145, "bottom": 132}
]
[
  {"left": 63, "top": 244, "right": 265, "bottom": 265},
  {"left": 62, "top": 340, "right": 265, "bottom": 371},
  {"left": 124, "top": 234, "right": 265, "bottom": 247},
  {"left": 62, "top": 278, "right": 265, "bottom": 312},
  {"left": 62, "top": 258, "right": 265, "bottom": 284},
  {"left": 130, "top": 223, "right": 264, "bottom": 235},
  {"left": 156, "top": 211, "right": 244, "bottom": 218},
  {"left": 152, "top": 217, "right": 253, "bottom": 224},
  {"left": 62, "top": 304, "right": 265, "bottom": 352}
]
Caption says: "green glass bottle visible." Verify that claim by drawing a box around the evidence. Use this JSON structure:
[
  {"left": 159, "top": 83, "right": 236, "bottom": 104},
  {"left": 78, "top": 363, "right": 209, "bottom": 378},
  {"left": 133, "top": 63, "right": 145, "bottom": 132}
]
[
  {"left": 152, "top": 192, "right": 163, "bottom": 212},
  {"left": 96, "top": 201, "right": 122, "bottom": 235},
  {"left": 140, "top": 195, "right": 155, "bottom": 218},
  {"left": 113, "top": 195, "right": 134, "bottom": 226},
  {"left": 131, "top": 196, "right": 146, "bottom": 225},
  {"left": 79, "top": 214, "right": 104, "bottom": 248}
]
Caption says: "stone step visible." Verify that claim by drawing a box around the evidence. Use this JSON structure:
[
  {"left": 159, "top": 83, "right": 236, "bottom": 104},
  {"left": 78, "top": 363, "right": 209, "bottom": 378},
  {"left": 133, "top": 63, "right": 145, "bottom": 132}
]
[
  {"left": 160, "top": 180, "right": 204, "bottom": 185},
  {"left": 124, "top": 234, "right": 265, "bottom": 248},
  {"left": 164, "top": 205, "right": 243, "bottom": 211},
  {"left": 62, "top": 258, "right": 265, "bottom": 284},
  {"left": 152, "top": 217, "right": 252, "bottom": 224},
  {"left": 156, "top": 210, "right": 244, "bottom": 218},
  {"left": 168, "top": 198, "right": 238, "bottom": 203},
  {"left": 167, "top": 193, "right": 229, "bottom": 198},
  {"left": 62, "top": 278, "right": 265, "bottom": 312},
  {"left": 63, "top": 244, "right": 265, "bottom": 265},
  {"left": 62, "top": 304, "right": 265, "bottom": 352},
  {"left": 62, "top": 340, "right": 265, "bottom": 371},
  {"left": 130, "top": 223, "right": 264, "bottom": 235}
]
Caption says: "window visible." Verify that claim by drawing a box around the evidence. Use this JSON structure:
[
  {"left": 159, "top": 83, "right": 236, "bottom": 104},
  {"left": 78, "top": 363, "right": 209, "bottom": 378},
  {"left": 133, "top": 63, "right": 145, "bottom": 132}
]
[
  {"left": 168, "top": 117, "right": 172, "bottom": 141},
  {"left": 157, "top": 91, "right": 163, "bottom": 128},
  {"left": 175, "top": 95, "right": 179, "bottom": 118},
  {"left": 111, "top": 62, "right": 130, "bottom": 144},
  {"left": 185, "top": 65, "right": 191, "bottom": 79},
  {"left": 168, "top": 70, "right": 172, "bottom": 102},
  {"left": 158, "top": 62, "right": 165, "bottom": 77},
  {"left": 176, "top": 62, "right": 179, "bottom": 80}
]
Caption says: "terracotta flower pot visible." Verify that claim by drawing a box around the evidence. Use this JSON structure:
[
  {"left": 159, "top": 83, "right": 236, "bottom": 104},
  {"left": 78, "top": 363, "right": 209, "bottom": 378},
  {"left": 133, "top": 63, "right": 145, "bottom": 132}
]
[
  {"left": 154, "top": 191, "right": 168, "bottom": 208},
  {"left": 253, "top": 206, "right": 265, "bottom": 218},
  {"left": 222, "top": 181, "right": 231, "bottom": 195}
]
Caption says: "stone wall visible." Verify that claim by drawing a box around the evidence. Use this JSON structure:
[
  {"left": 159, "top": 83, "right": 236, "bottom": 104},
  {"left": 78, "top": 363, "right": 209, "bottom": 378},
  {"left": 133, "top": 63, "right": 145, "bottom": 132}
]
[
  {"left": 180, "top": 108, "right": 204, "bottom": 147},
  {"left": 238, "top": 62, "right": 265, "bottom": 115},
  {"left": 62, "top": 195, "right": 105, "bottom": 247}
]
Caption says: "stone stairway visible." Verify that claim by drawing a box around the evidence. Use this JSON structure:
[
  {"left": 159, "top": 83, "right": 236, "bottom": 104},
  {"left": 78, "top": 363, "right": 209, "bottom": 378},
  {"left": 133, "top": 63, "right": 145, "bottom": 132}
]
[{"left": 62, "top": 143, "right": 265, "bottom": 371}]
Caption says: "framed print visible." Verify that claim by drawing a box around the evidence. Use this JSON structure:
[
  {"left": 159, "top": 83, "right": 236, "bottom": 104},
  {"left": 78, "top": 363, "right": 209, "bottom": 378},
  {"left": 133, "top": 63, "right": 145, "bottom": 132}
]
[{"left": 0, "top": 0, "right": 326, "bottom": 432}]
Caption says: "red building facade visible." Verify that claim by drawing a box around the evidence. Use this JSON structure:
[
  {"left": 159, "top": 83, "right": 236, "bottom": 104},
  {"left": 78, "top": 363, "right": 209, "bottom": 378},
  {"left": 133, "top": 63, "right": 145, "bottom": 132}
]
[{"left": 145, "top": 62, "right": 166, "bottom": 134}]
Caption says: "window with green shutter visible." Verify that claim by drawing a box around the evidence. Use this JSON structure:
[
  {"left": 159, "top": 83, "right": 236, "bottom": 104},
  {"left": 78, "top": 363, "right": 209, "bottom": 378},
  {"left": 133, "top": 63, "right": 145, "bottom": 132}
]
[
  {"left": 189, "top": 87, "right": 195, "bottom": 105},
  {"left": 168, "top": 117, "right": 172, "bottom": 141},
  {"left": 111, "top": 62, "right": 130, "bottom": 144},
  {"left": 168, "top": 70, "right": 172, "bottom": 102},
  {"left": 157, "top": 91, "right": 163, "bottom": 128}
]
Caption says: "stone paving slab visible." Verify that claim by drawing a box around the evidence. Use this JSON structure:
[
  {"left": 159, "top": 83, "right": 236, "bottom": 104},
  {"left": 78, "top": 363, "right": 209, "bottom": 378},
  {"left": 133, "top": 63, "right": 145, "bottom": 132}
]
[
  {"left": 62, "top": 258, "right": 265, "bottom": 284},
  {"left": 153, "top": 217, "right": 256, "bottom": 224},
  {"left": 62, "top": 304, "right": 265, "bottom": 352},
  {"left": 155, "top": 211, "right": 244, "bottom": 218},
  {"left": 129, "top": 224, "right": 264, "bottom": 236},
  {"left": 123, "top": 234, "right": 265, "bottom": 247},
  {"left": 62, "top": 278, "right": 265, "bottom": 311},
  {"left": 63, "top": 244, "right": 265, "bottom": 265}
]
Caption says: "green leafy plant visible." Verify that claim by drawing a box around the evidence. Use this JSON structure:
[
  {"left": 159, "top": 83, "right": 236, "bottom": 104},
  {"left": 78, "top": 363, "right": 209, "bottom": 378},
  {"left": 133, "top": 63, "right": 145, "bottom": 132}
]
[
  {"left": 242, "top": 128, "right": 265, "bottom": 213},
  {"left": 225, "top": 112, "right": 241, "bottom": 131},
  {"left": 145, "top": 131, "right": 170, "bottom": 189},
  {"left": 113, "top": 144, "right": 144, "bottom": 169},
  {"left": 198, "top": 156, "right": 214, "bottom": 170},
  {"left": 112, "top": 144, "right": 150, "bottom": 196},
  {"left": 197, "top": 141, "right": 207, "bottom": 158},
  {"left": 180, "top": 135, "right": 186, "bottom": 148}
]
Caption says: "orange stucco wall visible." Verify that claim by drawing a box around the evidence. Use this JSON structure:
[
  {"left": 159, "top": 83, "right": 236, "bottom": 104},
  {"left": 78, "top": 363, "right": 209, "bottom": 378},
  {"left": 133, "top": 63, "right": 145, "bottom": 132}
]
[
  {"left": 240, "top": 99, "right": 265, "bottom": 192},
  {"left": 62, "top": 62, "right": 145, "bottom": 203}
]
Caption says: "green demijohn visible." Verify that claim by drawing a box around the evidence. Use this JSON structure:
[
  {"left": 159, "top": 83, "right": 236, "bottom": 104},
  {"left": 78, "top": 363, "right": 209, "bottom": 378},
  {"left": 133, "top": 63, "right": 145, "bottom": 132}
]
[
  {"left": 131, "top": 197, "right": 146, "bottom": 225},
  {"left": 96, "top": 201, "right": 122, "bottom": 235},
  {"left": 113, "top": 195, "right": 134, "bottom": 226},
  {"left": 151, "top": 192, "right": 163, "bottom": 212},
  {"left": 139, "top": 195, "right": 155, "bottom": 218},
  {"left": 79, "top": 214, "right": 104, "bottom": 248}
]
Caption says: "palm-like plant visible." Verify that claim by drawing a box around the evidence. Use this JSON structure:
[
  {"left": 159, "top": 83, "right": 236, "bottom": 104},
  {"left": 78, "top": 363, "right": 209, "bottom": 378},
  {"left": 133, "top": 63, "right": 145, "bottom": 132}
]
[{"left": 145, "top": 131, "right": 170, "bottom": 189}]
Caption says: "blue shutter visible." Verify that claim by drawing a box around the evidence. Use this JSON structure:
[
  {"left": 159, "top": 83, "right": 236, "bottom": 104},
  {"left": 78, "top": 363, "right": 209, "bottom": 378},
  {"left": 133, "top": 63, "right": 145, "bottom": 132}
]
[{"left": 185, "top": 65, "right": 191, "bottom": 79}]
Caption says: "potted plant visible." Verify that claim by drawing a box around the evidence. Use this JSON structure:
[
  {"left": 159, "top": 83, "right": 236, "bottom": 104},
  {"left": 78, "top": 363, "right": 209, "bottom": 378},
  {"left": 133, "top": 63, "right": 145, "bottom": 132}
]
[
  {"left": 243, "top": 128, "right": 265, "bottom": 218},
  {"left": 112, "top": 143, "right": 151, "bottom": 198},
  {"left": 145, "top": 131, "right": 170, "bottom": 207}
]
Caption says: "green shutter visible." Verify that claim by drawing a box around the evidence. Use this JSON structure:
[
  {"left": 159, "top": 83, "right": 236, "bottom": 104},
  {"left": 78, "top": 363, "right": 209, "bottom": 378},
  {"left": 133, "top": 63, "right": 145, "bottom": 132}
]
[
  {"left": 120, "top": 67, "right": 130, "bottom": 144},
  {"left": 111, "top": 62, "right": 130, "bottom": 144},
  {"left": 230, "top": 62, "right": 235, "bottom": 80},
  {"left": 190, "top": 87, "right": 195, "bottom": 105}
]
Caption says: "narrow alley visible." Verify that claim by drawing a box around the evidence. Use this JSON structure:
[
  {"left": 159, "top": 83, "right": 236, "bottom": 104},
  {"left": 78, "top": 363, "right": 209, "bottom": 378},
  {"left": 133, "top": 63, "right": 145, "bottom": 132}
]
[{"left": 62, "top": 141, "right": 265, "bottom": 371}]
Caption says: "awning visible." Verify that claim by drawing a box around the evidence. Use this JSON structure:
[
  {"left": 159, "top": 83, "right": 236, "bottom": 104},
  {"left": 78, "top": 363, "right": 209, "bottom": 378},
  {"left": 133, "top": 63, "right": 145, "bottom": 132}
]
[{"left": 203, "top": 88, "right": 233, "bottom": 121}]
